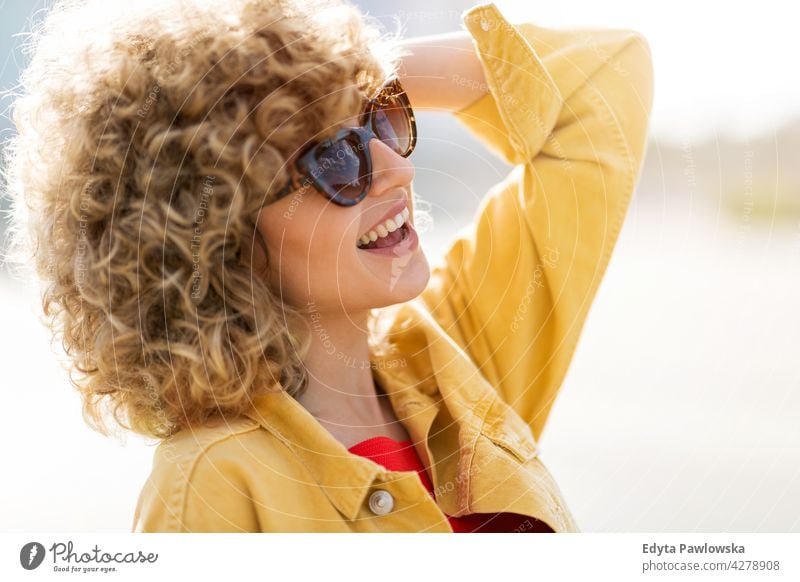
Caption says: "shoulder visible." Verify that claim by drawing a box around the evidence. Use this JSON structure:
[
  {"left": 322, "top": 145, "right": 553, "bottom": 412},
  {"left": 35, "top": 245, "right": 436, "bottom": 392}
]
[
  {"left": 132, "top": 415, "right": 273, "bottom": 532},
  {"left": 154, "top": 414, "right": 264, "bottom": 467}
]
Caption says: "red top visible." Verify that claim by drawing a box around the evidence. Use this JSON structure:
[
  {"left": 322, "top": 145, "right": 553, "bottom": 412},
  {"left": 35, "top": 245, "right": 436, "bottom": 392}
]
[{"left": 348, "top": 435, "right": 554, "bottom": 533}]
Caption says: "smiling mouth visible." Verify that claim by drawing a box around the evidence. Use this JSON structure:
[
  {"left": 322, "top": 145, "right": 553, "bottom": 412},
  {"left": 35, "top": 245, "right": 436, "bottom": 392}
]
[
  {"left": 357, "top": 222, "right": 410, "bottom": 250},
  {"left": 356, "top": 207, "right": 410, "bottom": 250}
]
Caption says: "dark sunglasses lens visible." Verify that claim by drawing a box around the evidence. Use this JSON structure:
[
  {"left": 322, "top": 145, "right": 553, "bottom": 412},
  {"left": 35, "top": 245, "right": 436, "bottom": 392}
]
[
  {"left": 373, "top": 95, "right": 413, "bottom": 156},
  {"left": 313, "top": 137, "right": 368, "bottom": 201}
]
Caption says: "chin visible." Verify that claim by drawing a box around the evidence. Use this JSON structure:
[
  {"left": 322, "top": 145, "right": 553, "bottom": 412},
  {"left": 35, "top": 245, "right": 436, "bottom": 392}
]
[
  {"left": 358, "top": 248, "right": 431, "bottom": 310},
  {"left": 392, "top": 256, "right": 432, "bottom": 303}
]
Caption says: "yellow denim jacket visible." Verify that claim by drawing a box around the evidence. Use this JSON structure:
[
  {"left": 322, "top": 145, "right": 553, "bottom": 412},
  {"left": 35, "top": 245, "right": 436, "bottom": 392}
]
[{"left": 132, "top": 2, "right": 653, "bottom": 533}]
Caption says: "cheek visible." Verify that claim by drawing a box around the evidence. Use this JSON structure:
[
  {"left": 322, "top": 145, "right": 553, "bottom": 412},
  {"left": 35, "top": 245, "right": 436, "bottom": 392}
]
[
  {"left": 305, "top": 219, "right": 361, "bottom": 292},
  {"left": 262, "top": 210, "right": 358, "bottom": 306}
]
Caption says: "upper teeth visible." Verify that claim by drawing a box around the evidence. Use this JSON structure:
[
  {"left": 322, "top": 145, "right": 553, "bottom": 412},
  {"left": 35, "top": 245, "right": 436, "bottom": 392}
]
[{"left": 358, "top": 207, "right": 410, "bottom": 247}]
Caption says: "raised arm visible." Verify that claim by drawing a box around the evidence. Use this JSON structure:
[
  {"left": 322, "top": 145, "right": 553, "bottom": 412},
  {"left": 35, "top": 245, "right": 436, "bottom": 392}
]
[
  {"left": 404, "top": 2, "right": 654, "bottom": 441},
  {"left": 396, "top": 31, "right": 488, "bottom": 112}
]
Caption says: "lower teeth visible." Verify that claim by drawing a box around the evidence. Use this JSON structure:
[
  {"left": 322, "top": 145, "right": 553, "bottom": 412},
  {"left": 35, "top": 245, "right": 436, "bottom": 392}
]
[{"left": 359, "top": 224, "right": 407, "bottom": 249}]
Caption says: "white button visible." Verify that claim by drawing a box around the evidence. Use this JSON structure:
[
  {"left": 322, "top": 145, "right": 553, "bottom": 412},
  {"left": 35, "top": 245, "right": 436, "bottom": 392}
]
[
  {"left": 368, "top": 489, "right": 395, "bottom": 516},
  {"left": 480, "top": 18, "right": 490, "bottom": 32}
]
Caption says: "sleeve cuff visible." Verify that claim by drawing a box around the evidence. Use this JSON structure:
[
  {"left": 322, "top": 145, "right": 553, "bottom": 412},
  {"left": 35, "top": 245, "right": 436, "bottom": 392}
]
[{"left": 455, "top": 3, "right": 564, "bottom": 165}]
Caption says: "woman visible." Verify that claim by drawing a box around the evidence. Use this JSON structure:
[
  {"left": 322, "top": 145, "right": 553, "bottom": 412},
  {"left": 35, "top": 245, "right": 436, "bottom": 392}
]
[{"left": 5, "top": 0, "right": 653, "bottom": 532}]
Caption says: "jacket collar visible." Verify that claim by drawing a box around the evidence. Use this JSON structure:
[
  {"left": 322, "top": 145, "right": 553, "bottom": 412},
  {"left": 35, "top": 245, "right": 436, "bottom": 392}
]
[
  {"left": 242, "top": 299, "right": 524, "bottom": 521},
  {"left": 243, "top": 387, "right": 388, "bottom": 521}
]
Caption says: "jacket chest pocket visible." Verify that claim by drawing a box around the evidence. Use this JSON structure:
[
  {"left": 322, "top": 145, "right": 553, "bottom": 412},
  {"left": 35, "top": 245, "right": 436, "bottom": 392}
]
[
  {"left": 482, "top": 430, "right": 539, "bottom": 463},
  {"left": 469, "top": 432, "right": 574, "bottom": 531},
  {"left": 479, "top": 396, "right": 540, "bottom": 464}
]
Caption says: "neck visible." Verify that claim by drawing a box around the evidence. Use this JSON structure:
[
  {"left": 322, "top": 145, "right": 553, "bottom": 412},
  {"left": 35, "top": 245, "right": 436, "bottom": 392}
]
[{"left": 293, "top": 305, "right": 390, "bottom": 435}]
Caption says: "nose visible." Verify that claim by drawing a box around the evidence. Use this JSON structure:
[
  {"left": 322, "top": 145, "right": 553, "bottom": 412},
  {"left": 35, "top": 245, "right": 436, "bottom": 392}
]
[{"left": 365, "top": 138, "right": 414, "bottom": 198}]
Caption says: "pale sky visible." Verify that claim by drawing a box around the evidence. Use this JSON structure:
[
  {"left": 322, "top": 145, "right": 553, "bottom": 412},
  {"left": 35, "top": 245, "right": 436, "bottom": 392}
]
[{"left": 498, "top": 0, "right": 799, "bottom": 143}]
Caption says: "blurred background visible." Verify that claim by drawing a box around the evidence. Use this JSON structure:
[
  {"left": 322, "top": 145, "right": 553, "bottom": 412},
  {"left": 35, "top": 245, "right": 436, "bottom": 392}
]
[{"left": 1, "top": 0, "right": 798, "bottom": 532}]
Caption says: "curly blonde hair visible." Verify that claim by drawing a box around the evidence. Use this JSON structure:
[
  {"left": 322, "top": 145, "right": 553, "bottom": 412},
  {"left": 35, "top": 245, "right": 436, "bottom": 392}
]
[{"left": 3, "top": 0, "right": 402, "bottom": 439}]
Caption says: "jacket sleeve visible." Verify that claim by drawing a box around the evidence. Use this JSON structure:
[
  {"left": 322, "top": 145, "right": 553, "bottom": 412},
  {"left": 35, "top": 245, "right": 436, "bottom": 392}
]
[{"left": 419, "top": 2, "right": 654, "bottom": 441}]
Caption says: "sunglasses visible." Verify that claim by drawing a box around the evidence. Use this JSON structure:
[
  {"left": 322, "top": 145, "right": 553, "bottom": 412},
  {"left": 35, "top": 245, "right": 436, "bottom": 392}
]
[{"left": 271, "top": 77, "right": 417, "bottom": 206}]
